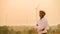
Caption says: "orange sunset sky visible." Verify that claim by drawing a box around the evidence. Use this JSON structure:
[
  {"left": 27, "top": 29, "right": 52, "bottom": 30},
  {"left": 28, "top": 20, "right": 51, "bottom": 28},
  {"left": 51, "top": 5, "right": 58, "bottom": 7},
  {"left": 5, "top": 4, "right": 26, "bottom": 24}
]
[{"left": 0, "top": 0, "right": 60, "bottom": 26}]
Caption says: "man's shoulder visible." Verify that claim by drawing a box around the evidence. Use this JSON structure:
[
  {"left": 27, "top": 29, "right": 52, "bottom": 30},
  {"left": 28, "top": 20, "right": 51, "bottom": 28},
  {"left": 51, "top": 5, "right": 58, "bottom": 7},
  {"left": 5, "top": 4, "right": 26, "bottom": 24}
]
[
  {"left": 42, "top": 18, "right": 48, "bottom": 23},
  {"left": 42, "top": 18, "right": 47, "bottom": 21},
  {"left": 37, "top": 18, "right": 47, "bottom": 23}
]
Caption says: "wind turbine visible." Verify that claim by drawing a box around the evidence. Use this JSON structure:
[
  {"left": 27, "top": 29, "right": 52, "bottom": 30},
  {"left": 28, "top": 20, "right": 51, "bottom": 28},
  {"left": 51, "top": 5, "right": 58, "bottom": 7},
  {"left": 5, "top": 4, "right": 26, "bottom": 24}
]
[{"left": 35, "top": 1, "right": 40, "bottom": 21}]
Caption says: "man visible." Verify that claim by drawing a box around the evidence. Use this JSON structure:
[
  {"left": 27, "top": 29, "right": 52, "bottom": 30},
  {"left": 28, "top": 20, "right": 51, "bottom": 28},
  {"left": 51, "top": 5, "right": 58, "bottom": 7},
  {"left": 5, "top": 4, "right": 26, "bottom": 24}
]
[{"left": 35, "top": 11, "right": 49, "bottom": 34}]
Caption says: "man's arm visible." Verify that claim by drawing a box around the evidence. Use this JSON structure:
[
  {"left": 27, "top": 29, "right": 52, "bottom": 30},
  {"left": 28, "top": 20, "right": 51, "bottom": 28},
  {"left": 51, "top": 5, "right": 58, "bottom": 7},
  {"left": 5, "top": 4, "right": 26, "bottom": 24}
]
[{"left": 38, "top": 19, "right": 48, "bottom": 32}]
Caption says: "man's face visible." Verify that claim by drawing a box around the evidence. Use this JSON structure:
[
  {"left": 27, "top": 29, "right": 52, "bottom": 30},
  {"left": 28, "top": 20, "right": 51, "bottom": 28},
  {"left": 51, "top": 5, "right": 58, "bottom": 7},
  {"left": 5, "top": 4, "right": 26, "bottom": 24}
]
[{"left": 39, "top": 12, "right": 45, "bottom": 18}]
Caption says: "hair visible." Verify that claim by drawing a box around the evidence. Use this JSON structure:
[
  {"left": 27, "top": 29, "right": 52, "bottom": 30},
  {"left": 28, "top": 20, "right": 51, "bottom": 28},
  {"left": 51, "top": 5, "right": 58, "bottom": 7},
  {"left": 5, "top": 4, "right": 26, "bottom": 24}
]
[{"left": 39, "top": 10, "right": 46, "bottom": 15}]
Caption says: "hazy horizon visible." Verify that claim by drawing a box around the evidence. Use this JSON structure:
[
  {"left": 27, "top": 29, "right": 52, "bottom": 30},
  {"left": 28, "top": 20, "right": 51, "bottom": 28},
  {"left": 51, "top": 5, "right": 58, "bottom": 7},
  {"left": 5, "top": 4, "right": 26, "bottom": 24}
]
[{"left": 0, "top": 0, "right": 60, "bottom": 26}]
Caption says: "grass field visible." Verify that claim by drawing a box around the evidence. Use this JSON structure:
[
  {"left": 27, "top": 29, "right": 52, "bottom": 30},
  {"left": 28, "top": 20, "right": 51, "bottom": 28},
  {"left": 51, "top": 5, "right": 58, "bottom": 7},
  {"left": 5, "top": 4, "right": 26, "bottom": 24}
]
[{"left": 0, "top": 25, "right": 60, "bottom": 34}]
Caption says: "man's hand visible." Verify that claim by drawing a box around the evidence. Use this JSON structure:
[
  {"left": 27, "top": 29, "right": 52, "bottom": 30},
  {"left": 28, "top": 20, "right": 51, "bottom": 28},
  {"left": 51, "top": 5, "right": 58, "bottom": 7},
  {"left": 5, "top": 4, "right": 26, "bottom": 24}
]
[{"left": 39, "top": 28, "right": 45, "bottom": 32}]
